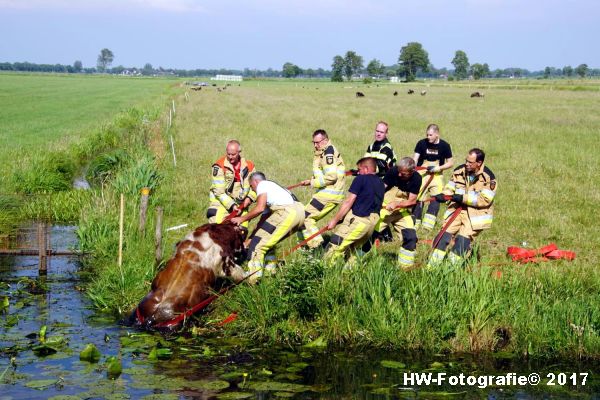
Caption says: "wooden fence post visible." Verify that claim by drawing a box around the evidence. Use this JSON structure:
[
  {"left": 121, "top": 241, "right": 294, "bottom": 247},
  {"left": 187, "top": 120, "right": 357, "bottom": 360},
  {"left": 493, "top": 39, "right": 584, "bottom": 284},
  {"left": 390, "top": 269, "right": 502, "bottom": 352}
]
[
  {"left": 139, "top": 187, "right": 150, "bottom": 234},
  {"left": 38, "top": 222, "right": 47, "bottom": 275},
  {"left": 155, "top": 207, "right": 163, "bottom": 267},
  {"left": 118, "top": 194, "right": 124, "bottom": 268}
]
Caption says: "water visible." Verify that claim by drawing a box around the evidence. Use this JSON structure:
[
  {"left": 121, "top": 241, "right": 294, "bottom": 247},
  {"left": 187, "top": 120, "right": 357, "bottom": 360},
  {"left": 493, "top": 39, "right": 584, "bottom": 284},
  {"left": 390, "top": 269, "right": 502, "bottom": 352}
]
[{"left": 1, "top": 226, "right": 598, "bottom": 399}]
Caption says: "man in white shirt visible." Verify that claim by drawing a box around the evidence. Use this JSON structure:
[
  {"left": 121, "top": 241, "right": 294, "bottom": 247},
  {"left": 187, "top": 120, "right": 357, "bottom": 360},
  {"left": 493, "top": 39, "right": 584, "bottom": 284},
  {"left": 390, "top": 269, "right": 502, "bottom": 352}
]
[{"left": 231, "top": 172, "right": 305, "bottom": 282}]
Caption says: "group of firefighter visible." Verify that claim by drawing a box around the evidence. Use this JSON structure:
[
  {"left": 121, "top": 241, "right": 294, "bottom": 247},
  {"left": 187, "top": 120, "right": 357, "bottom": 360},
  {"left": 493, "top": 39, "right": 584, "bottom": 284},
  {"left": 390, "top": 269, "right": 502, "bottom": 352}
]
[{"left": 207, "top": 122, "right": 497, "bottom": 282}]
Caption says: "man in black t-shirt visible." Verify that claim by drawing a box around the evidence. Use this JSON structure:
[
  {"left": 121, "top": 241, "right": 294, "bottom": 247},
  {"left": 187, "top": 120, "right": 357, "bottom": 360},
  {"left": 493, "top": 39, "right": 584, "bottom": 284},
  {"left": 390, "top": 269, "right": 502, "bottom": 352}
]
[
  {"left": 412, "top": 124, "right": 454, "bottom": 230},
  {"left": 324, "top": 158, "right": 385, "bottom": 262},
  {"left": 363, "top": 121, "right": 397, "bottom": 178},
  {"left": 373, "top": 157, "right": 422, "bottom": 269}
]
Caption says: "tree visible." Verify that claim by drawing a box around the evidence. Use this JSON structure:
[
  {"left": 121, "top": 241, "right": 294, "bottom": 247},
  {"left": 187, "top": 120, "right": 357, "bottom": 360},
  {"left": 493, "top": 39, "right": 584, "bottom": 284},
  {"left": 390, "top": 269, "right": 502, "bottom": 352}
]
[
  {"left": 282, "top": 62, "right": 301, "bottom": 78},
  {"left": 575, "top": 63, "right": 588, "bottom": 78},
  {"left": 331, "top": 55, "right": 344, "bottom": 82},
  {"left": 452, "top": 50, "right": 469, "bottom": 80},
  {"left": 543, "top": 66, "right": 551, "bottom": 79},
  {"left": 343, "top": 51, "right": 364, "bottom": 81},
  {"left": 563, "top": 65, "right": 573, "bottom": 77},
  {"left": 398, "top": 42, "right": 429, "bottom": 82},
  {"left": 366, "top": 58, "right": 385, "bottom": 78},
  {"left": 73, "top": 60, "right": 83, "bottom": 73},
  {"left": 471, "top": 63, "right": 489, "bottom": 80},
  {"left": 142, "top": 63, "right": 154, "bottom": 76},
  {"left": 97, "top": 48, "right": 114, "bottom": 72}
]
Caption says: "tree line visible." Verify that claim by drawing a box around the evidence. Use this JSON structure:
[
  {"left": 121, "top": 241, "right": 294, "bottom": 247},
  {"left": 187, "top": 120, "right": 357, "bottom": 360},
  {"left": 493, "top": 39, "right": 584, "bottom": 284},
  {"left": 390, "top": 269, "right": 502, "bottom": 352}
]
[{"left": 1, "top": 46, "right": 597, "bottom": 80}]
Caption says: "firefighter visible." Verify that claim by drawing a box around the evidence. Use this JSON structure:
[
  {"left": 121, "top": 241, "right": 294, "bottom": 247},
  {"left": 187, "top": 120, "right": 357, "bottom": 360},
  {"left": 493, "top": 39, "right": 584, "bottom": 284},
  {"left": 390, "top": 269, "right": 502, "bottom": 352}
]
[
  {"left": 231, "top": 172, "right": 305, "bottom": 283},
  {"left": 299, "top": 129, "right": 346, "bottom": 248},
  {"left": 206, "top": 140, "right": 255, "bottom": 227},
  {"left": 363, "top": 121, "right": 397, "bottom": 178},
  {"left": 324, "top": 157, "right": 385, "bottom": 262},
  {"left": 427, "top": 148, "right": 497, "bottom": 268},
  {"left": 412, "top": 124, "right": 454, "bottom": 230},
  {"left": 374, "top": 157, "right": 422, "bottom": 269}
]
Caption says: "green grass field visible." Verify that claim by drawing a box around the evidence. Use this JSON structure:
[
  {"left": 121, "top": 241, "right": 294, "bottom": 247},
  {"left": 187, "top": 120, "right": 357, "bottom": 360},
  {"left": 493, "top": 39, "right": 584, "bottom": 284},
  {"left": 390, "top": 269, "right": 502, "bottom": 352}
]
[
  {"left": 171, "top": 79, "right": 600, "bottom": 265},
  {"left": 0, "top": 73, "right": 175, "bottom": 191}
]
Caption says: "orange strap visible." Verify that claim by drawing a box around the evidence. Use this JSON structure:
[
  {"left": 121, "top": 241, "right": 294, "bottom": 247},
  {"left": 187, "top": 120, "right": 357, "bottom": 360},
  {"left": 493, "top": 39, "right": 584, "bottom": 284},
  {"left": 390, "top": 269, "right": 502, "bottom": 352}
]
[{"left": 507, "top": 243, "right": 575, "bottom": 263}]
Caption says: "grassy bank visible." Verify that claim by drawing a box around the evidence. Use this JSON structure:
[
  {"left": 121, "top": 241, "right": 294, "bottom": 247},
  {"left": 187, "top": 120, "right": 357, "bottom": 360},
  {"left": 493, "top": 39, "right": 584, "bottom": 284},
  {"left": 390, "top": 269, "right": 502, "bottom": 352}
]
[
  {"left": 0, "top": 73, "right": 175, "bottom": 194},
  {"left": 217, "top": 253, "right": 599, "bottom": 358}
]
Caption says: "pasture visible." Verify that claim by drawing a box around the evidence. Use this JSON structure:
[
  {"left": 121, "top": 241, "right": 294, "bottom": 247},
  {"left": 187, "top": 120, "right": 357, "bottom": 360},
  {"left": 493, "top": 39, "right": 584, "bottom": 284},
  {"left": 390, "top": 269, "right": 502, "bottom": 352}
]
[
  {"left": 172, "top": 79, "right": 600, "bottom": 267},
  {"left": 0, "top": 73, "right": 175, "bottom": 191}
]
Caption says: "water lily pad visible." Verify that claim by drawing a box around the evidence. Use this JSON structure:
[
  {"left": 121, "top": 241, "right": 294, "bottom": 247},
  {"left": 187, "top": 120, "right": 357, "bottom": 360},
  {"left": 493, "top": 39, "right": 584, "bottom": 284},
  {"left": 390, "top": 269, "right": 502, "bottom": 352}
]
[
  {"left": 380, "top": 360, "right": 406, "bottom": 369},
  {"left": 220, "top": 371, "right": 245, "bottom": 381},
  {"left": 370, "top": 387, "right": 393, "bottom": 395},
  {"left": 79, "top": 343, "right": 101, "bottom": 362},
  {"left": 303, "top": 336, "right": 327, "bottom": 348},
  {"left": 186, "top": 379, "right": 230, "bottom": 391},
  {"left": 148, "top": 347, "right": 172, "bottom": 360},
  {"left": 309, "top": 384, "right": 332, "bottom": 393},
  {"left": 48, "top": 396, "right": 82, "bottom": 400},
  {"left": 274, "top": 373, "right": 303, "bottom": 381},
  {"left": 429, "top": 361, "right": 445, "bottom": 369},
  {"left": 273, "top": 391, "right": 295, "bottom": 398},
  {"left": 106, "top": 356, "right": 122, "bottom": 379},
  {"left": 216, "top": 393, "right": 253, "bottom": 400},
  {"left": 25, "top": 378, "right": 58, "bottom": 390},
  {"left": 32, "top": 343, "right": 58, "bottom": 356},
  {"left": 247, "top": 381, "right": 309, "bottom": 392},
  {"left": 141, "top": 394, "right": 179, "bottom": 400}
]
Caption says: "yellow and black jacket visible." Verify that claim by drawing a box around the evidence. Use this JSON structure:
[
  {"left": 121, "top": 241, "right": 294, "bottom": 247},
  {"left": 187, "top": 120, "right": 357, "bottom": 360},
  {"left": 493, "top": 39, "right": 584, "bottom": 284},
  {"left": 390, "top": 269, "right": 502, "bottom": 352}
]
[
  {"left": 443, "top": 163, "right": 497, "bottom": 230},
  {"left": 209, "top": 157, "right": 256, "bottom": 211}
]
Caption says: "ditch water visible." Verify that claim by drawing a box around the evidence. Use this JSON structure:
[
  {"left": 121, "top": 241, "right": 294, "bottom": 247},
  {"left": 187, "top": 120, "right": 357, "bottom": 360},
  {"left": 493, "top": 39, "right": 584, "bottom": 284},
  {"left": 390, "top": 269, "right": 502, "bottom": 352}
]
[{"left": 0, "top": 226, "right": 598, "bottom": 399}]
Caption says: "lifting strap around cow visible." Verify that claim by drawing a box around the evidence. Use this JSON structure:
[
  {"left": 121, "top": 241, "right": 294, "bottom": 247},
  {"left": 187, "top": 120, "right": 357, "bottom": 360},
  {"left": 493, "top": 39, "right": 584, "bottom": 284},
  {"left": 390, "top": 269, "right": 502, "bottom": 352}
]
[{"left": 506, "top": 243, "right": 576, "bottom": 263}]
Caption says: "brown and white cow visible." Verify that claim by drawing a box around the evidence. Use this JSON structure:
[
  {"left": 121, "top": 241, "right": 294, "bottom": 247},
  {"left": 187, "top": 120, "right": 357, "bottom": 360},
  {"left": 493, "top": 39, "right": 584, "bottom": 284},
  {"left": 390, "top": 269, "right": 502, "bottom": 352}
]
[{"left": 130, "top": 222, "right": 246, "bottom": 329}]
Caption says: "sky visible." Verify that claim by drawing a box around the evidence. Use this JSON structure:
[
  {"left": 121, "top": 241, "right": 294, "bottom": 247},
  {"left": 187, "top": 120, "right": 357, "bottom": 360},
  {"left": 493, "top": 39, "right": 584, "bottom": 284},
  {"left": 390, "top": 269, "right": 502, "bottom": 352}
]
[{"left": 1, "top": 0, "right": 598, "bottom": 71}]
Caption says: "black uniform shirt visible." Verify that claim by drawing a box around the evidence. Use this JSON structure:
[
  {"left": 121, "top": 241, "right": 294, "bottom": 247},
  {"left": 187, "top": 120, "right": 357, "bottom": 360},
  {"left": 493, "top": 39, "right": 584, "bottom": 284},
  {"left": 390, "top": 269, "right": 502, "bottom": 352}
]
[
  {"left": 348, "top": 174, "right": 385, "bottom": 217},
  {"left": 414, "top": 139, "right": 453, "bottom": 166},
  {"left": 383, "top": 166, "right": 422, "bottom": 195}
]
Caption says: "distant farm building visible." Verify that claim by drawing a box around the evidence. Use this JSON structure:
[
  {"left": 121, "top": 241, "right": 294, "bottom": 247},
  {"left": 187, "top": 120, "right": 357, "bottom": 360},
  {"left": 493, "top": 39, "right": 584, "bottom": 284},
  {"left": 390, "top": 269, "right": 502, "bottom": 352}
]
[
  {"left": 211, "top": 74, "right": 243, "bottom": 82},
  {"left": 389, "top": 76, "right": 400, "bottom": 83}
]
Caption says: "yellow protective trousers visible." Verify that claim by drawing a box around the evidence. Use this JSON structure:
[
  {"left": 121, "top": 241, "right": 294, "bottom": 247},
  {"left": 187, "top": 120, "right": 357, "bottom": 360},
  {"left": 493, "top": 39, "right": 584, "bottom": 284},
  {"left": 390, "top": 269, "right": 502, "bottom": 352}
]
[
  {"left": 246, "top": 202, "right": 305, "bottom": 278},
  {"left": 301, "top": 191, "right": 343, "bottom": 248},
  {"left": 325, "top": 211, "right": 379, "bottom": 262}
]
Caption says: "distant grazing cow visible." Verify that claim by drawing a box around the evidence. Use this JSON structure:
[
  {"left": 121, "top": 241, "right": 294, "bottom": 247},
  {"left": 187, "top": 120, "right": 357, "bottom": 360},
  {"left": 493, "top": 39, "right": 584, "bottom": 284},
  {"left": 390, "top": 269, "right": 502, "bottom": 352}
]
[
  {"left": 130, "top": 223, "right": 247, "bottom": 330},
  {"left": 470, "top": 91, "right": 484, "bottom": 98},
  {"left": 421, "top": 90, "right": 427, "bottom": 96},
  {"left": 191, "top": 87, "right": 202, "bottom": 91},
  {"left": 407, "top": 89, "right": 415, "bottom": 94},
  {"left": 212, "top": 83, "right": 217, "bottom": 87},
  {"left": 356, "top": 91, "right": 365, "bottom": 97},
  {"left": 393, "top": 91, "right": 398, "bottom": 96}
]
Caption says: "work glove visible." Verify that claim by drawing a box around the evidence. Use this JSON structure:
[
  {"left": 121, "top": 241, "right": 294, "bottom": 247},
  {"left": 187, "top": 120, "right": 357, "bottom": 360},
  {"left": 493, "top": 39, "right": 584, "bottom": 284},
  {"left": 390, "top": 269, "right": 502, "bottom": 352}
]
[
  {"left": 451, "top": 194, "right": 463, "bottom": 203},
  {"left": 434, "top": 194, "right": 447, "bottom": 203},
  {"left": 427, "top": 165, "right": 440, "bottom": 173},
  {"left": 350, "top": 169, "right": 359, "bottom": 176}
]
